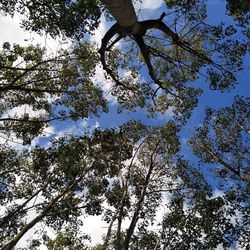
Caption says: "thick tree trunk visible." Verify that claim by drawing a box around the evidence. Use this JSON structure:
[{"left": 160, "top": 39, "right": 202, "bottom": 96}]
[{"left": 101, "top": 0, "right": 141, "bottom": 34}]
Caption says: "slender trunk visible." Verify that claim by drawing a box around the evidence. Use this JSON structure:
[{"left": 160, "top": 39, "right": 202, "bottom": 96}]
[
  {"left": 205, "top": 146, "right": 250, "bottom": 184},
  {"left": 105, "top": 136, "right": 128, "bottom": 250},
  {"left": 116, "top": 192, "right": 125, "bottom": 250},
  {"left": 122, "top": 141, "right": 160, "bottom": 249},
  {"left": 123, "top": 162, "right": 154, "bottom": 249},
  {"left": 2, "top": 178, "right": 80, "bottom": 250},
  {"left": 0, "top": 186, "right": 46, "bottom": 228},
  {"left": 103, "top": 187, "right": 128, "bottom": 249},
  {"left": 101, "top": 0, "right": 141, "bottom": 34}
]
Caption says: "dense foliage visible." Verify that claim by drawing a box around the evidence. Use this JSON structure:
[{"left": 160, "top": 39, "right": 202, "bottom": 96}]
[{"left": 0, "top": 0, "right": 249, "bottom": 249}]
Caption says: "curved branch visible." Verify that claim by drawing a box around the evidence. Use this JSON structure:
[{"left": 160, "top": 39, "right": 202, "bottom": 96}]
[
  {"left": 135, "top": 35, "right": 179, "bottom": 98},
  {"left": 99, "top": 23, "right": 136, "bottom": 90},
  {"left": 99, "top": 23, "right": 122, "bottom": 55},
  {"left": 99, "top": 15, "right": 224, "bottom": 99},
  {"left": 139, "top": 19, "right": 179, "bottom": 43},
  {"left": 99, "top": 18, "right": 181, "bottom": 94}
]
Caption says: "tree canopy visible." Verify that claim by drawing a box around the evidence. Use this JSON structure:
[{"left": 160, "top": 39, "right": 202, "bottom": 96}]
[{"left": 0, "top": 0, "right": 249, "bottom": 249}]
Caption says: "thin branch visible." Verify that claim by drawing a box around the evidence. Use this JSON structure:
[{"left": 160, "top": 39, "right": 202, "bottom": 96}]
[
  {"left": 0, "top": 186, "right": 46, "bottom": 228},
  {"left": 9, "top": 59, "right": 64, "bottom": 85}
]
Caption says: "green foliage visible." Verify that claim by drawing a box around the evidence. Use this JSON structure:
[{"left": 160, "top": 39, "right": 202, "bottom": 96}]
[
  {"left": 0, "top": 42, "right": 108, "bottom": 144},
  {"left": 187, "top": 96, "right": 250, "bottom": 248},
  {"left": 226, "top": 0, "right": 250, "bottom": 27},
  {"left": 161, "top": 195, "right": 238, "bottom": 249},
  {"left": 189, "top": 96, "right": 250, "bottom": 184},
  {"left": 0, "top": 0, "right": 101, "bottom": 38},
  {"left": 0, "top": 0, "right": 249, "bottom": 249},
  {"left": 44, "top": 230, "right": 90, "bottom": 250},
  {"left": 102, "top": 2, "right": 248, "bottom": 123}
]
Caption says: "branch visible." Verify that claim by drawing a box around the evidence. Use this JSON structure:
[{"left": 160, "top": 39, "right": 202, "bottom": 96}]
[
  {"left": 0, "top": 117, "right": 61, "bottom": 124},
  {"left": 8, "top": 59, "right": 64, "bottom": 85},
  {"left": 123, "top": 141, "right": 161, "bottom": 248},
  {"left": 99, "top": 23, "right": 133, "bottom": 89},
  {"left": 135, "top": 35, "right": 179, "bottom": 98},
  {"left": 0, "top": 85, "right": 68, "bottom": 94},
  {"left": 103, "top": 188, "right": 128, "bottom": 249},
  {"left": 146, "top": 187, "right": 193, "bottom": 195},
  {"left": 139, "top": 19, "right": 179, "bottom": 43},
  {"left": 1, "top": 162, "right": 93, "bottom": 250},
  {"left": 0, "top": 186, "right": 46, "bottom": 228}
]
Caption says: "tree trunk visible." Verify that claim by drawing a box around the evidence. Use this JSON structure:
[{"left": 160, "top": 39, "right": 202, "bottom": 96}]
[
  {"left": 2, "top": 178, "right": 80, "bottom": 250},
  {"left": 0, "top": 186, "right": 45, "bottom": 228},
  {"left": 101, "top": 0, "right": 141, "bottom": 34}
]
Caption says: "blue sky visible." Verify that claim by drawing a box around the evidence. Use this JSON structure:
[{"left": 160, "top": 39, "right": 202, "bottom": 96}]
[
  {"left": 0, "top": 0, "right": 249, "bottom": 247},
  {"left": 1, "top": 0, "right": 248, "bottom": 145},
  {"left": 35, "top": 2, "right": 250, "bottom": 208}
]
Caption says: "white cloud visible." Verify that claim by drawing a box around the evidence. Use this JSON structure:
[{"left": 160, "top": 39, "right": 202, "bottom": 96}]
[
  {"left": 2, "top": 105, "right": 47, "bottom": 118},
  {"left": 90, "top": 15, "right": 109, "bottom": 46},
  {"left": 138, "top": 0, "right": 164, "bottom": 10},
  {"left": 92, "top": 63, "right": 117, "bottom": 105},
  {"left": 89, "top": 13, "right": 120, "bottom": 106},
  {"left": 134, "top": 0, "right": 164, "bottom": 15},
  {"left": 0, "top": 14, "right": 70, "bottom": 52},
  {"left": 212, "top": 189, "right": 225, "bottom": 199},
  {"left": 0, "top": 14, "right": 31, "bottom": 45},
  {"left": 93, "top": 121, "right": 100, "bottom": 129},
  {"left": 50, "top": 118, "right": 89, "bottom": 141},
  {"left": 81, "top": 215, "right": 107, "bottom": 245}
]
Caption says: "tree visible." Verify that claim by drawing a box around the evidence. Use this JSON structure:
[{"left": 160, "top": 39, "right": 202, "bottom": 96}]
[
  {"left": 99, "top": 122, "right": 180, "bottom": 249},
  {"left": 98, "top": 0, "right": 248, "bottom": 123},
  {"left": 226, "top": 0, "right": 250, "bottom": 27},
  {"left": 0, "top": 124, "right": 138, "bottom": 249},
  {"left": 189, "top": 96, "right": 250, "bottom": 185},
  {"left": 1, "top": 0, "right": 248, "bottom": 121},
  {"left": 185, "top": 96, "right": 250, "bottom": 248},
  {"left": 0, "top": 0, "right": 101, "bottom": 38},
  {"left": 0, "top": 0, "right": 249, "bottom": 249},
  {"left": 0, "top": 42, "right": 108, "bottom": 144},
  {"left": 44, "top": 229, "right": 90, "bottom": 250}
]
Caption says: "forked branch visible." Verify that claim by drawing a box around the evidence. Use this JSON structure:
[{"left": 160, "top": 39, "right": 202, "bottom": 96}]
[{"left": 99, "top": 13, "right": 223, "bottom": 95}]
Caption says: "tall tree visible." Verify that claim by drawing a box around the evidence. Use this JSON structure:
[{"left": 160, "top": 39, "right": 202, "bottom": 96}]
[
  {"left": 0, "top": 0, "right": 101, "bottom": 38},
  {"left": 0, "top": 125, "right": 137, "bottom": 249},
  {"left": 189, "top": 96, "right": 250, "bottom": 185},
  {"left": 1, "top": 0, "right": 249, "bottom": 120},
  {"left": 0, "top": 0, "right": 249, "bottom": 249},
  {"left": 0, "top": 42, "right": 108, "bottom": 144},
  {"left": 98, "top": 0, "right": 248, "bottom": 122}
]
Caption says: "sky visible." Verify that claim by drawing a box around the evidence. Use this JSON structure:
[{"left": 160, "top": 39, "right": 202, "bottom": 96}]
[
  {"left": 0, "top": 0, "right": 249, "bottom": 248},
  {"left": 0, "top": 0, "right": 169, "bottom": 247}
]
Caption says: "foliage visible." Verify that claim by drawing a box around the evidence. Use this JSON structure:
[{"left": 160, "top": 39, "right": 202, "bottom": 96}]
[
  {"left": 0, "top": 124, "right": 138, "bottom": 248},
  {"left": 189, "top": 96, "right": 250, "bottom": 185},
  {"left": 44, "top": 230, "right": 90, "bottom": 250},
  {"left": 0, "top": 0, "right": 249, "bottom": 249},
  {"left": 0, "top": 42, "right": 108, "bottom": 144},
  {"left": 98, "top": 0, "right": 249, "bottom": 124},
  {"left": 0, "top": 0, "right": 101, "bottom": 38},
  {"left": 226, "top": 0, "right": 250, "bottom": 27}
]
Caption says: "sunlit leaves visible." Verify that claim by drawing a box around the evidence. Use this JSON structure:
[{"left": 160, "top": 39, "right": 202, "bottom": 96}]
[
  {"left": 189, "top": 96, "right": 250, "bottom": 183},
  {"left": 0, "top": 0, "right": 101, "bottom": 38},
  {"left": 0, "top": 42, "right": 108, "bottom": 143}
]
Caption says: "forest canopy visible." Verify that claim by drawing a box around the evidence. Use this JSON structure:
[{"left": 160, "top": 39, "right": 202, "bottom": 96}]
[{"left": 0, "top": 0, "right": 249, "bottom": 249}]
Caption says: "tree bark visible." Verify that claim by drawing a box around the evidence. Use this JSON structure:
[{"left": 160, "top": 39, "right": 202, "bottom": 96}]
[
  {"left": 122, "top": 141, "right": 160, "bottom": 249},
  {"left": 101, "top": 0, "right": 141, "bottom": 34}
]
